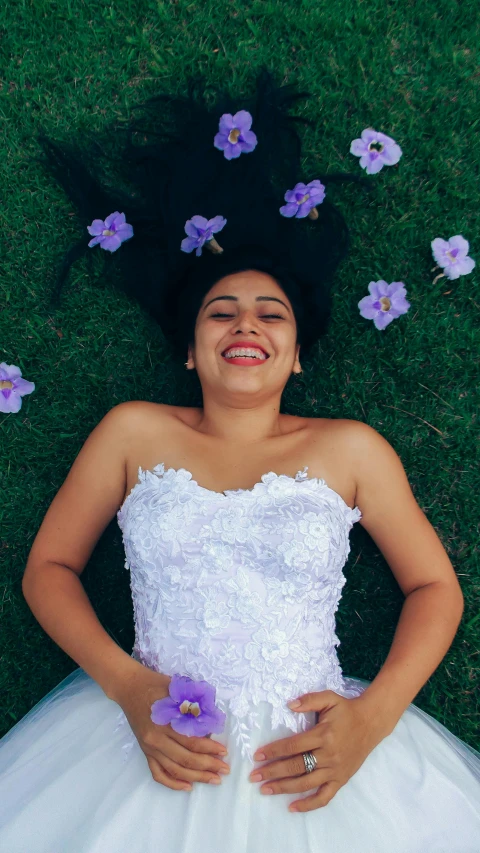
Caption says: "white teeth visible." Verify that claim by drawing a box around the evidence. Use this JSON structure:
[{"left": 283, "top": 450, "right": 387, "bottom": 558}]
[{"left": 223, "top": 348, "right": 267, "bottom": 360}]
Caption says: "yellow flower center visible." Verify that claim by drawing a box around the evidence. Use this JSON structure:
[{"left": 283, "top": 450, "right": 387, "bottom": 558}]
[
  {"left": 102, "top": 229, "right": 115, "bottom": 236},
  {"left": 300, "top": 194, "right": 310, "bottom": 204},
  {"left": 446, "top": 250, "right": 458, "bottom": 263},
  {"left": 0, "top": 380, "right": 13, "bottom": 390},
  {"left": 379, "top": 296, "right": 391, "bottom": 311},
  {"left": 368, "top": 141, "right": 384, "bottom": 153},
  {"left": 228, "top": 128, "right": 241, "bottom": 144},
  {"left": 179, "top": 700, "right": 201, "bottom": 717}
]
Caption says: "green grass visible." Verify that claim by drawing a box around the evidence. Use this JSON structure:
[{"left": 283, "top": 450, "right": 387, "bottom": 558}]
[{"left": 0, "top": 0, "right": 478, "bottom": 751}]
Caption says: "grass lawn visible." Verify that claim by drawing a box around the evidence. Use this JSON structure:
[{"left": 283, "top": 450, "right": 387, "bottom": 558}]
[{"left": 0, "top": 0, "right": 478, "bottom": 750}]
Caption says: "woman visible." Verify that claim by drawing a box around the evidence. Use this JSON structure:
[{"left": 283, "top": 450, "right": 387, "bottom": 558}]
[{"left": 0, "top": 70, "right": 479, "bottom": 852}]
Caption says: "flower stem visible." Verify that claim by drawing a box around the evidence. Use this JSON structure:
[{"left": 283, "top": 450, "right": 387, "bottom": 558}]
[
  {"left": 308, "top": 207, "right": 319, "bottom": 220},
  {"left": 433, "top": 272, "right": 446, "bottom": 284},
  {"left": 207, "top": 237, "right": 223, "bottom": 254}
]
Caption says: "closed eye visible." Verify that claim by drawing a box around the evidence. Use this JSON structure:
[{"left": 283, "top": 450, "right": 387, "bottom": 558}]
[{"left": 210, "top": 313, "right": 285, "bottom": 319}]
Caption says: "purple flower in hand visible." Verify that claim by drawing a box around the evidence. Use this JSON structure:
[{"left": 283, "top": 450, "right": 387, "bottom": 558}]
[
  {"left": 350, "top": 129, "right": 402, "bottom": 175},
  {"left": 87, "top": 211, "right": 134, "bottom": 252},
  {"left": 181, "top": 215, "right": 227, "bottom": 256},
  {"left": 358, "top": 281, "right": 410, "bottom": 330},
  {"left": 280, "top": 180, "right": 326, "bottom": 220},
  {"left": 151, "top": 674, "right": 226, "bottom": 737},
  {"left": 214, "top": 110, "right": 257, "bottom": 160},
  {"left": 431, "top": 235, "right": 475, "bottom": 282},
  {"left": 0, "top": 363, "right": 35, "bottom": 414}
]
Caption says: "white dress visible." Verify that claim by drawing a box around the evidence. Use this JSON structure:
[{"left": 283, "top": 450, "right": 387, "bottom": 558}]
[{"left": 1, "top": 464, "right": 479, "bottom": 853}]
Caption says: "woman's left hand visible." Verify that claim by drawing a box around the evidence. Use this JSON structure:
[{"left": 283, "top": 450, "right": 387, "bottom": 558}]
[{"left": 249, "top": 690, "right": 386, "bottom": 812}]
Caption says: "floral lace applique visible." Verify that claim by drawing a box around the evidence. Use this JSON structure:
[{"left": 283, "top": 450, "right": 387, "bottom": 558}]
[{"left": 116, "top": 463, "right": 361, "bottom": 761}]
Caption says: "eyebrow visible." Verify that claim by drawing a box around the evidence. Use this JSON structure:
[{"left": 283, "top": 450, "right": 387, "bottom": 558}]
[{"left": 202, "top": 295, "right": 291, "bottom": 313}]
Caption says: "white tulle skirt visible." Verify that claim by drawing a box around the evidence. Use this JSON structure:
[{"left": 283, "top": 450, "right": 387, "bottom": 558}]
[{"left": 0, "top": 667, "right": 479, "bottom": 853}]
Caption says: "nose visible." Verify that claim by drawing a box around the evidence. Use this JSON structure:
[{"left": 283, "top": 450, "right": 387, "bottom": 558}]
[{"left": 233, "top": 309, "right": 260, "bottom": 334}]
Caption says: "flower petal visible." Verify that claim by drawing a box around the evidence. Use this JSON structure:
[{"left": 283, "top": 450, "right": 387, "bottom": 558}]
[
  {"left": 358, "top": 296, "right": 380, "bottom": 319},
  {"left": 12, "top": 378, "right": 35, "bottom": 396},
  {"left": 380, "top": 142, "right": 402, "bottom": 165},
  {"left": 88, "top": 235, "right": 104, "bottom": 248},
  {"left": 110, "top": 212, "right": 126, "bottom": 228},
  {"left": 218, "top": 114, "right": 234, "bottom": 133},
  {"left": 100, "top": 234, "right": 122, "bottom": 252},
  {"left": 190, "top": 215, "right": 209, "bottom": 231},
  {"left": 207, "top": 215, "right": 227, "bottom": 233},
  {"left": 213, "top": 132, "right": 229, "bottom": 150},
  {"left": 0, "top": 390, "right": 23, "bottom": 414},
  {"left": 350, "top": 139, "right": 367, "bottom": 156},
  {"left": 87, "top": 219, "right": 106, "bottom": 236},
  {"left": 360, "top": 128, "right": 378, "bottom": 144},
  {"left": 181, "top": 237, "right": 200, "bottom": 253},
  {"left": 223, "top": 144, "right": 242, "bottom": 160},
  {"left": 116, "top": 224, "right": 134, "bottom": 241},
  {"left": 448, "top": 235, "right": 470, "bottom": 257},
  {"left": 365, "top": 156, "right": 385, "bottom": 175},
  {"left": 151, "top": 697, "right": 180, "bottom": 725},
  {"left": 431, "top": 238, "right": 450, "bottom": 266},
  {"left": 104, "top": 211, "right": 121, "bottom": 229},
  {"left": 279, "top": 203, "right": 298, "bottom": 217},
  {"left": 233, "top": 110, "right": 252, "bottom": 132},
  {"left": 374, "top": 311, "right": 395, "bottom": 330}
]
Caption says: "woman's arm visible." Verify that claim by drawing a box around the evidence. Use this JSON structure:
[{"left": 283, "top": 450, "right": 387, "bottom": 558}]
[
  {"left": 348, "top": 420, "right": 464, "bottom": 737},
  {"left": 22, "top": 401, "right": 154, "bottom": 702}
]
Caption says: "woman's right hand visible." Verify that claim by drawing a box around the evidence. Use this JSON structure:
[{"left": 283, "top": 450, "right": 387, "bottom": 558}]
[{"left": 113, "top": 663, "right": 230, "bottom": 791}]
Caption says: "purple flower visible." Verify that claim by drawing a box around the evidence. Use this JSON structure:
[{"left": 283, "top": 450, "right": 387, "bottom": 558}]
[
  {"left": 0, "top": 363, "right": 35, "bottom": 414},
  {"left": 87, "top": 211, "right": 134, "bottom": 252},
  {"left": 350, "top": 129, "right": 402, "bottom": 175},
  {"left": 151, "top": 674, "right": 226, "bottom": 737},
  {"left": 279, "top": 180, "right": 326, "bottom": 219},
  {"left": 214, "top": 110, "right": 257, "bottom": 160},
  {"left": 181, "top": 215, "right": 227, "bottom": 256},
  {"left": 431, "top": 235, "right": 475, "bottom": 281},
  {"left": 358, "top": 281, "right": 410, "bottom": 330}
]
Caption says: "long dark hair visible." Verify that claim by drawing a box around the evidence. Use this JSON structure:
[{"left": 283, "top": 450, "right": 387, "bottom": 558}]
[{"left": 37, "top": 68, "right": 370, "bottom": 361}]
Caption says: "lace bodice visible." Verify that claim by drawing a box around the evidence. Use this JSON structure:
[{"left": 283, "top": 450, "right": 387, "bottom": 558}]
[{"left": 115, "top": 463, "right": 362, "bottom": 760}]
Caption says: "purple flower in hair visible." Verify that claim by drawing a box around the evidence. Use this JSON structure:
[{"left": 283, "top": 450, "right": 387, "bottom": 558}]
[
  {"left": 431, "top": 235, "right": 475, "bottom": 282},
  {"left": 358, "top": 281, "right": 410, "bottom": 330},
  {"left": 151, "top": 674, "right": 226, "bottom": 737},
  {"left": 0, "top": 363, "right": 35, "bottom": 414},
  {"left": 87, "top": 211, "right": 134, "bottom": 252},
  {"left": 280, "top": 180, "right": 326, "bottom": 219},
  {"left": 214, "top": 110, "right": 257, "bottom": 160},
  {"left": 181, "top": 215, "right": 227, "bottom": 256},
  {"left": 350, "top": 129, "right": 402, "bottom": 175}
]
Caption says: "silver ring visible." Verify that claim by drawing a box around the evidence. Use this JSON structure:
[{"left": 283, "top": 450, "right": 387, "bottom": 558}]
[{"left": 302, "top": 751, "right": 317, "bottom": 774}]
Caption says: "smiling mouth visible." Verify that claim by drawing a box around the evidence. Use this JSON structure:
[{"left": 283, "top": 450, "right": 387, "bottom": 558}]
[{"left": 221, "top": 350, "right": 270, "bottom": 364}]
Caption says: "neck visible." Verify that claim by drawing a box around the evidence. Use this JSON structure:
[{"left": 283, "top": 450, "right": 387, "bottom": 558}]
[{"left": 193, "top": 396, "right": 286, "bottom": 443}]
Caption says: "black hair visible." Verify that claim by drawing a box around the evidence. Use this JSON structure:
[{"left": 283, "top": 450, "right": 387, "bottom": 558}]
[{"left": 37, "top": 68, "right": 371, "bottom": 362}]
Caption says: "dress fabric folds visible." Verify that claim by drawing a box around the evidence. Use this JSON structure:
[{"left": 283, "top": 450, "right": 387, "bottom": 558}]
[{"left": 1, "top": 463, "right": 479, "bottom": 853}]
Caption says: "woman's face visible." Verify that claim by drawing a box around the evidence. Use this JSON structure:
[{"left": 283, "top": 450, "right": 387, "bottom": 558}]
[{"left": 187, "top": 269, "right": 302, "bottom": 397}]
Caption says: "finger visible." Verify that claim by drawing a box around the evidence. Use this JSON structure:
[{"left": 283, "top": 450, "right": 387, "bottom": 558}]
[
  {"left": 289, "top": 781, "right": 339, "bottom": 813},
  {"left": 287, "top": 690, "right": 338, "bottom": 714},
  {"left": 253, "top": 730, "right": 323, "bottom": 762},
  {"left": 259, "top": 769, "right": 331, "bottom": 797},
  {"left": 172, "top": 732, "right": 228, "bottom": 757},
  {"left": 154, "top": 736, "right": 231, "bottom": 775},
  {"left": 160, "top": 752, "right": 224, "bottom": 786},
  {"left": 250, "top": 753, "right": 310, "bottom": 783},
  {"left": 146, "top": 755, "right": 192, "bottom": 791}
]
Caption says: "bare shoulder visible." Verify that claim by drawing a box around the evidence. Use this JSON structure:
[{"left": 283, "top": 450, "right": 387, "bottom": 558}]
[
  {"left": 334, "top": 419, "right": 462, "bottom": 598},
  {"left": 107, "top": 399, "right": 177, "bottom": 430},
  {"left": 326, "top": 418, "right": 411, "bottom": 506}
]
